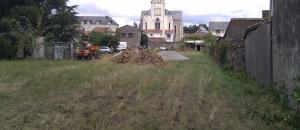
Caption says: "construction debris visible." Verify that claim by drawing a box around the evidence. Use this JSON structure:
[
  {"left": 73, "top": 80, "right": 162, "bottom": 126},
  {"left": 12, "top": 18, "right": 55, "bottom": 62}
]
[{"left": 112, "top": 48, "right": 165, "bottom": 65}]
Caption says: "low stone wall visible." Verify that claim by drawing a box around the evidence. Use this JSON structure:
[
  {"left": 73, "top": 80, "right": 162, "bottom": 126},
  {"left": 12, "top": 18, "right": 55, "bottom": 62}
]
[{"left": 226, "top": 39, "right": 245, "bottom": 71}]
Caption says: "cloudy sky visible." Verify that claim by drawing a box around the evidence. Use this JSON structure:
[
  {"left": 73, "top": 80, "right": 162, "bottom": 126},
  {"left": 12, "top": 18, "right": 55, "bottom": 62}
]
[{"left": 68, "top": 0, "right": 270, "bottom": 26}]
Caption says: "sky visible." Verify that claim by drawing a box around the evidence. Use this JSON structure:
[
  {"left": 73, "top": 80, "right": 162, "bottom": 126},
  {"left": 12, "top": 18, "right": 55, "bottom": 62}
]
[{"left": 68, "top": 0, "right": 270, "bottom": 26}]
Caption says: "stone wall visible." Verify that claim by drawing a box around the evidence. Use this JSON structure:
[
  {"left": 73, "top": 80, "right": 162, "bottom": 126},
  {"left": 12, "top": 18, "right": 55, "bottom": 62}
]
[
  {"left": 226, "top": 39, "right": 245, "bottom": 71},
  {"left": 213, "top": 39, "right": 245, "bottom": 71},
  {"left": 245, "top": 23, "right": 272, "bottom": 85},
  {"left": 272, "top": 0, "right": 300, "bottom": 109},
  {"left": 116, "top": 25, "right": 142, "bottom": 48}
]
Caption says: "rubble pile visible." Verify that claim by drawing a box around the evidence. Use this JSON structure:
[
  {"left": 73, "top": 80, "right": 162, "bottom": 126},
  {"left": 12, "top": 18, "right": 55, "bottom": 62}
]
[{"left": 113, "top": 48, "right": 165, "bottom": 65}]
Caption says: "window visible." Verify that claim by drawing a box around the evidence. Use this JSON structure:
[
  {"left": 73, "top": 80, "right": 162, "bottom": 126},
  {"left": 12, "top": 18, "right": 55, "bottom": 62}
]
[
  {"left": 150, "top": 34, "right": 153, "bottom": 36},
  {"left": 145, "top": 22, "right": 148, "bottom": 30},
  {"left": 169, "top": 22, "right": 171, "bottom": 30},
  {"left": 174, "top": 25, "right": 177, "bottom": 35},
  {"left": 216, "top": 30, "right": 221, "bottom": 34},
  {"left": 84, "top": 21, "right": 87, "bottom": 24},
  {"left": 166, "top": 34, "right": 171, "bottom": 38},
  {"left": 128, "top": 33, "right": 134, "bottom": 38},
  {"left": 121, "top": 33, "right": 127, "bottom": 38},
  {"left": 155, "top": 18, "right": 160, "bottom": 30}
]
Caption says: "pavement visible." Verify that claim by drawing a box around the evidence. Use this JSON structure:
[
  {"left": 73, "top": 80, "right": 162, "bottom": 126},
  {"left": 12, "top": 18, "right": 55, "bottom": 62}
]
[{"left": 158, "top": 51, "right": 189, "bottom": 61}]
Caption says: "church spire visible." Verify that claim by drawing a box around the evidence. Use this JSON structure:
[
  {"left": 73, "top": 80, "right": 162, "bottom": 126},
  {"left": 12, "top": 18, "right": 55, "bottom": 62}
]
[{"left": 151, "top": 0, "right": 165, "bottom": 16}]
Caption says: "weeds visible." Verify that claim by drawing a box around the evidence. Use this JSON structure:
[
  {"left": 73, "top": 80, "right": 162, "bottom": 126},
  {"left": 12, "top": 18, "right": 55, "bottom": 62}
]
[{"left": 0, "top": 52, "right": 297, "bottom": 129}]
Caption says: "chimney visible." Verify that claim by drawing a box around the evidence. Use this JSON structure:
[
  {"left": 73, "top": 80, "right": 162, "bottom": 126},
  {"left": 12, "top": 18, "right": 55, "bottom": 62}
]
[{"left": 262, "top": 10, "right": 270, "bottom": 18}]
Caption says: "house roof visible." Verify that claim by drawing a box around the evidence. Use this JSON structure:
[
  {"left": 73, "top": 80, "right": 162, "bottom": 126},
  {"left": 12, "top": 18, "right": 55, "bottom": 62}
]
[
  {"left": 243, "top": 20, "right": 271, "bottom": 39},
  {"left": 78, "top": 16, "right": 119, "bottom": 25},
  {"left": 117, "top": 25, "right": 142, "bottom": 32},
  {"left": 165, "top": 10, "right": 182, "bottom": 21},
  {"left": 223, "top": 18, "right": 263, "bottom": 40},
  {"left": 93, "top": 27, "right": 113, "bottom": 33},
  {"left": 209, "top": 22, "right": 229, "bottom": 31}
]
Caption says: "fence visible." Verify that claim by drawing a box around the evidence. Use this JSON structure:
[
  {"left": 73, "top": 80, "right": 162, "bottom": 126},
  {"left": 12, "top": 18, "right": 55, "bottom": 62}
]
[{"left": 44, "top": 42, "right": 74, "bottom": 60}]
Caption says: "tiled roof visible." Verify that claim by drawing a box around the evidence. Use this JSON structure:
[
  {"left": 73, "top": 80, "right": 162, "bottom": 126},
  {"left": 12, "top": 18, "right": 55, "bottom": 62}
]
[
  {"left": 93, "top": 27, "right": 113, "bottom": 33},
  {"left": 223, "top": 18, "right": 263, "bottom": 40},
  {"left": 166, "top": 10, "right": 182, "bottom": 21},
  {"left": 78, "top": 16, "right": 119, "bottom": 25},
  {"left": 209, "top": 22, "right": 230, "bottom": 31}
]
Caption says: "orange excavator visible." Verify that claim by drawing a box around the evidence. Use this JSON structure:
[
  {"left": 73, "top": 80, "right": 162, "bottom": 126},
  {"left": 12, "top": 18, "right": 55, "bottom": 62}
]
[{"left": 77, "top": 42, "right": 100, "bottom": 60}]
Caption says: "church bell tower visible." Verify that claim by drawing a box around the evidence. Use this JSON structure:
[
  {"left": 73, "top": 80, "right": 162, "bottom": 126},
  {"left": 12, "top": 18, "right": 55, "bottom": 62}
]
[{"left": 151, "top": 0, "right": 165, "bottom": 16}]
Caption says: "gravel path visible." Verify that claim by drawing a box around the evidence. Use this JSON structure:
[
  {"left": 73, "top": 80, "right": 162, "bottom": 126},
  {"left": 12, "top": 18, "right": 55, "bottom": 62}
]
[{"left": 158, "top": 51, "right": 189, "bottom": 61}]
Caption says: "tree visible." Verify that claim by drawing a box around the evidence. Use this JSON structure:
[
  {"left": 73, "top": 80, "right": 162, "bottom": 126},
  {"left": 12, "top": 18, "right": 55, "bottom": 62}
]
[
  {"left": 88, "top": 31, "right": 104, "bottom": 45},
  {"left": 101, "top": 34, "right": 119, "bottom": 50},
  {"left": 183, "top": 25, "right": 199, "bottom": 34},
  {"left": 82, "top": 32, "right": 119, "bottom": 50},
  {"left": 140, "top": 33, "right": 148, "bottom": 48},
  {"left": 0, "top": 0, "right": 79, "bottom": 59},
  {"left": 43, "top": 5, "right": 79, "bottom": 42},
  {"left": 184, "top": 24, "right": 209, "bottom": 34}
]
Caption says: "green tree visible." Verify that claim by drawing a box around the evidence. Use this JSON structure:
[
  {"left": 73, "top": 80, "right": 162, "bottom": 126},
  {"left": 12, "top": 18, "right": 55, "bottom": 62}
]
[
  {"left": 88, "top": 31, "right": 104, "bottom": 45},
  {"left": 0, "top": 0, "right": 79, "bottom": 59},
  {"left": 183, "top": 25, "right": 199, "bottom": 33},
  {"left": 82, "top": 32, "right": 119, "bottom": 50}
]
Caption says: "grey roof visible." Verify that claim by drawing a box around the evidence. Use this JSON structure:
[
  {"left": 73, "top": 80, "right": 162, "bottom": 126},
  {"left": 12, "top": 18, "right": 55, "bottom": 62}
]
[
  {"left": 209, "top": 22, "right": 230, "bottom": 30},
  {"left": 166, "top": 10, "right": 182, "bottom": 21},
  {"left": 78, "top": 16, "right": 119, "bottom": 25},
  {"left": 141, "top": 10, "right": 182, "bottom": 21}
]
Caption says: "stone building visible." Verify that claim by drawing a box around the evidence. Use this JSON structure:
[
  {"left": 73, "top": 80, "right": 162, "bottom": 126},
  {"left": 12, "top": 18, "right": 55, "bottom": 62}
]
[
  {"left": 222, "top": 18, "right": 263, "bottom": 40},
  {"left": 140, "top": 0, "right": 183, "bottom": 43},
  {"left": 244, "top": 20, "right": 272, "bottom": 85},
  {"left": 218, "top": 18, "right": 263, "bottom": 71},
  {"left": 272, "top": 0, "right": 300, "bottom": 109},
  {"left": 242, "top": 0, "right": 300, "bottom": 109},
  {"left": 78, "top": 16, "right": 119, "bottom": 33},
  {"left": 209, "top": 22, "right": 229, "bottom": 37},
  {"left": 116, "top": 25, "right": 142, "bottom": 48}
]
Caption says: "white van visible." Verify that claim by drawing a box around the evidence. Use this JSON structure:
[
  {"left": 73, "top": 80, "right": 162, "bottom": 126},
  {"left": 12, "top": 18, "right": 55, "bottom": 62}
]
[{"left": 117, "top": 42, "right": 128, "bottom": 51}]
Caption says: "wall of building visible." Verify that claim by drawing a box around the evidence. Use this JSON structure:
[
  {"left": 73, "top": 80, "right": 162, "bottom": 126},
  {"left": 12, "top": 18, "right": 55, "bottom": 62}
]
[
  {"left": 116, "top": 26, "right": 141, "bottom": 48},
  {"left": 210, "top": 30, "right": 226, "bottom": 37},
  {"left": 272, "top": 0, "right": 300, "bottom": 109},
  {"left": 173, "top": 20, "right": 183, "bottom": 42},
  {"left": 245, "top": 23, "right": 272, "bottom": 85}
]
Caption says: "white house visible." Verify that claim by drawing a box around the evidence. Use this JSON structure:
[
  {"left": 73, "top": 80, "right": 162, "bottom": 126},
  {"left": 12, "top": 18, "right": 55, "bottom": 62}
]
[{"left": 78, "top": 16, "right": 119, "bottom": 33}]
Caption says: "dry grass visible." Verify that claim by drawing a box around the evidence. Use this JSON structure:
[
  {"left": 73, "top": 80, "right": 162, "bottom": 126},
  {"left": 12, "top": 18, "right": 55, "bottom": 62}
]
[{"left": 0, "top": 52, "right": 290, "bottom": 130}]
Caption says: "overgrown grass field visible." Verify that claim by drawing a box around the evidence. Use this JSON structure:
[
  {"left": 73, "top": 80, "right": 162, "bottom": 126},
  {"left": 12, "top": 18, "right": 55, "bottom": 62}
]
[{"left": 0, "top": 52, "right": 294, "bottom": 129}]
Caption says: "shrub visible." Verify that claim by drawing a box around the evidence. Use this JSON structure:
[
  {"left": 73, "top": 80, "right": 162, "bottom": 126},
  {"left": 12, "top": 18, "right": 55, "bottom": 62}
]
[
  {"left": 209, "top": 40, "right": 229, "bottom": 65},
  {"left": 0, "top": 36, "right": 17, "bottom": 60}
]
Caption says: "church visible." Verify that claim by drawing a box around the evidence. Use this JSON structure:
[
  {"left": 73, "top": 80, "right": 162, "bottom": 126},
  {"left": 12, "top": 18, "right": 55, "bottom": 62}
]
[{"left": 140, "top": 0, "right": 183, "bottom": 44}]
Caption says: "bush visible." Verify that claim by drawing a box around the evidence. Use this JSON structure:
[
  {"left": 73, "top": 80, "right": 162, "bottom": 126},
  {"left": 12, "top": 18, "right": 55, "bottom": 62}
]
[
  {"left": 0, "top": 36, "right": 17, "bottom": 60},
  {"left": 83, "top": 32, "right": 119, "bottom": 50},
  {"left": 209, "top": 40, "right": 229, "bottom": 65}
]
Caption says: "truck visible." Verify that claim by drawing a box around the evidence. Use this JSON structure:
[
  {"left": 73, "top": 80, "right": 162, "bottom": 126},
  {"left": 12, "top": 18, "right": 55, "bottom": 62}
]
[
  {"left": 77, "top": 45, "right": 100, "bottom": 60},
  {"left": 117, "top": 42, "right": 128, "bottom": 51}
]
